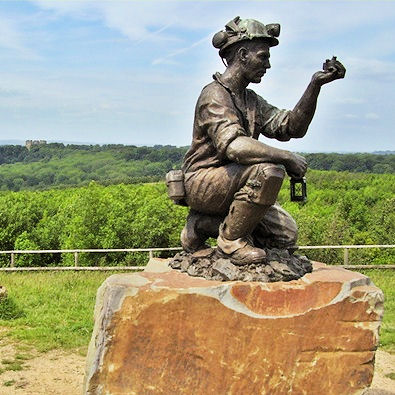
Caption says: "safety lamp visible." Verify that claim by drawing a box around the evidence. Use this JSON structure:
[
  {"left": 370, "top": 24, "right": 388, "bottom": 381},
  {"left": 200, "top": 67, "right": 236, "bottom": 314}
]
[{"left": 290, "top": 177, "right": 307, "bottom": 202}]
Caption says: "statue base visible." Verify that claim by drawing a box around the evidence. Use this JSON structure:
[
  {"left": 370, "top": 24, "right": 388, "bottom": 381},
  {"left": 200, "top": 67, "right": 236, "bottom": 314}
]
[
  {"left": 169, "top": 247, "right": 312, "bottom": 282},
  {"left": 84, "top": 259, "right": 383, "bottom": 395}
]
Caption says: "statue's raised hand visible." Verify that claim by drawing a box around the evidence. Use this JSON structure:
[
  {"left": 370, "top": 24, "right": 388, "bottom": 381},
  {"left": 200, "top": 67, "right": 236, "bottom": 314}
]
[{"left": 312, "top": 57, "right": 346, "bottom": 86}]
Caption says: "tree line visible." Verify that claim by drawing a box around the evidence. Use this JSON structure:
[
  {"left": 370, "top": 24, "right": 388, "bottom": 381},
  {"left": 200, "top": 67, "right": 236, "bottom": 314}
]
[
  {"left": 0, "top": 144, "right": 187, "bottom": 165},
  {"left": 0, "top": 169, "right": 393, "bottom": 267},
  {"left": 304, "top": 152, "right": 394, "bottom": 174},
  {"left": 0, "top": 144, "right": 393, "bottom": 191}
]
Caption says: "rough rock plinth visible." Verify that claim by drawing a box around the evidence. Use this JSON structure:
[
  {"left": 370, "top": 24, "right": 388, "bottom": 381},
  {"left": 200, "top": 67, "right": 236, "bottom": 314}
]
[
  {"left": 84, "top": 260, "right": 383, "bottom": 395},
  {"left": 169, "top": 247, "right": 312, "bottom": 282}
]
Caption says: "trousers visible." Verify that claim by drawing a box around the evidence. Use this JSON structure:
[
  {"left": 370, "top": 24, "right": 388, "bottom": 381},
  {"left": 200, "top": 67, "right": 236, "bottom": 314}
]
[{"left": 184, "top": 162, "right": 298, "bottom": 249}]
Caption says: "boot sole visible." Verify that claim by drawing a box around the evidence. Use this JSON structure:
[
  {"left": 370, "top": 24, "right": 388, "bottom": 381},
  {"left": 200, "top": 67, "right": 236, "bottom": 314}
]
[{"left": 216, "top": 248, "right": 266, "bottom": 266}]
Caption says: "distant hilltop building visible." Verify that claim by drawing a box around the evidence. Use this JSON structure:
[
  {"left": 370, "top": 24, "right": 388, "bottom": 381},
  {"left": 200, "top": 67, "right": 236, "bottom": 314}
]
[{"left": 25, "top": 140, "right": 47, "bottom": 150}]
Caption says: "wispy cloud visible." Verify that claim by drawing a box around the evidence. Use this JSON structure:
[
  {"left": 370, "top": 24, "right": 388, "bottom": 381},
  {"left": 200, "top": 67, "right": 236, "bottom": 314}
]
[
  {"left": 0, "top": 16, "right": 40, "bottom": 59},
  {"left": 152, "top": 34, "right": 211, "bottom": 65},
  {"left": 348, "top": 57, "right": 395, "bottom": 82},
  {"left": 365, "top": 113, "right": 379, "bottom": 120},
  {"left": 2, "top": 1, "right": 393, "bottom": 150},
  {"left": 134, "top": 22, "right": 175, "bottom": 45},
  {"left": 31, "top": 0, "right": 182, "bottom": 42},
  {"left": 0, "top": 88, "right": 25, "bottom": 98}
]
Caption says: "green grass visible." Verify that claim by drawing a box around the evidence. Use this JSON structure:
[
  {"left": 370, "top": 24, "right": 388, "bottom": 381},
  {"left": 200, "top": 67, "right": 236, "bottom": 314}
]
[
  {"left": 0, "top": 270, "right": 393, "bottom": 353},
  {"left": 0, "top": 351, "right": 33, "bottom": 376},
  {"left": 0, "top": 296, "right": 25, "bottom": 320},
  {"left": 0, "top": 271, "right": 121, "bottom": 352},
  {"left": 360, "top": 269, "right": 395, "bottom": 353},
  {"left": 1, "top": 359, "right": 24, "bottom": 371}
]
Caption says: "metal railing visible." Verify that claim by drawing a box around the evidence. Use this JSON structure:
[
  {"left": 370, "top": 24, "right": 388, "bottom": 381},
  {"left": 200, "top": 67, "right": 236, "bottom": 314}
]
[
  {"left": 0, "top": 245, "right": 393, "bottom": 271},
  {"left": 1, "top": 247, "right": 182, "bottom": 271},
  {"left": 298, "top": 244, "right": 395, "bottom": 267}
]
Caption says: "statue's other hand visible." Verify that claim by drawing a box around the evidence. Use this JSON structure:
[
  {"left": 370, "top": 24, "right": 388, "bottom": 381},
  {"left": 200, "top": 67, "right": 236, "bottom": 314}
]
[
  {"left": 285, "top": 153, "right": 307, "bottom": 178},
  {"left": 312, "top": 59, "right": 346, "bottom": 86}
]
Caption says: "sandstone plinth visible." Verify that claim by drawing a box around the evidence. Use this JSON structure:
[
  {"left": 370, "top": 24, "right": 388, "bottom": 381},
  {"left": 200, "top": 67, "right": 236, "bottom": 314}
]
[{"left": 84, "top": 260, "right": 384, "bottom": 395}]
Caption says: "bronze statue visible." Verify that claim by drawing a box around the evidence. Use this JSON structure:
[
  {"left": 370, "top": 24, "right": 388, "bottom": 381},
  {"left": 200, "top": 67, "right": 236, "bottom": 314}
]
[{"left": 169, "top": 17, "right": 345, "bottom": 270}]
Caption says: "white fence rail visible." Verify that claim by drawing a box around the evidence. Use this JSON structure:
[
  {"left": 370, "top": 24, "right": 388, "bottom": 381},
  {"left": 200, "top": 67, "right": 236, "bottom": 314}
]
[{"left": 0, "top": 245, "right": 394, "bottom": 271}]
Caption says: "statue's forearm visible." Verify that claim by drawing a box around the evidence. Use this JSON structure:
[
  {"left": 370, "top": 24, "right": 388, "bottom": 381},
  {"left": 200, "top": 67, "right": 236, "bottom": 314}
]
[
  {"left": 288, "top": 81, "right": 321, "bottom": 138},
  {"left": 226, "top": 136, "right": 307, "bottom": 178},
  {"left": 226, "top": 136, "right": 291, "bottom": 165}
]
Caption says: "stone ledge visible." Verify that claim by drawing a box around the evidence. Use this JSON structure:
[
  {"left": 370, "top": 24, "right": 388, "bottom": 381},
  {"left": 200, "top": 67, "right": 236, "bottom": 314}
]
[{"left": 84, "top": 260, "right": 384, "bottom": 395}]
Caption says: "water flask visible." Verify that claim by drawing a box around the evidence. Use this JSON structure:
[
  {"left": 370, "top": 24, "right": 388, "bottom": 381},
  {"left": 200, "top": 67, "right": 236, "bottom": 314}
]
[{"left": 165, "top": 170, "right": 186, "bottom": 204}]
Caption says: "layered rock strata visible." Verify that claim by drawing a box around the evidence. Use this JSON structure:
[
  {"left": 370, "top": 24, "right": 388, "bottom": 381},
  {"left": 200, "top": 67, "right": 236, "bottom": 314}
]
[{"left": 84, "top": 259, "right": 384, "bottom": 395}]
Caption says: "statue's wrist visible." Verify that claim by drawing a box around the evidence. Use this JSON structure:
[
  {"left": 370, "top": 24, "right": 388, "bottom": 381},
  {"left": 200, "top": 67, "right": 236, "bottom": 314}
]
[
  {"left": 282, "top": 150, "right": 292, "bottom": 166},
  {"left": 310, "top": 78, "right": 322, "bottom": 88}
]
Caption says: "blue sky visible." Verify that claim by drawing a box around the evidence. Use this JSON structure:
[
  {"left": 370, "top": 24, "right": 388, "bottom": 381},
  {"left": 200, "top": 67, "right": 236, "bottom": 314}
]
[{"left": 0, "top": 0, "right": 394, "bottom": 152}]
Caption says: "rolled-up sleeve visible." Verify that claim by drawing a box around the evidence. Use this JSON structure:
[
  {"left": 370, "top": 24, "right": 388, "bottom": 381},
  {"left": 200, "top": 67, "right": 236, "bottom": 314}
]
[
  {"left": 257, "top": 96, "right": 292, "bottom": 142},
  {"left": 196, "top": 86, "right": 248, "bottom": 159}
]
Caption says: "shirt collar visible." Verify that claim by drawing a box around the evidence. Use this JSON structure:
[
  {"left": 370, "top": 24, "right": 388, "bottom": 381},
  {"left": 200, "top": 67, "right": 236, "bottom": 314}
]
[{"left": 213, "top": 72, "right": 233, "bottom": 94}]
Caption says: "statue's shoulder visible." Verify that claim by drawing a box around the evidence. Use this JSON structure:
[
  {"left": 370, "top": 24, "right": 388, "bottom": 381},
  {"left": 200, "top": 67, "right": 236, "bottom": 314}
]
[
  {"left": 201, "top": 79, "right": 227, "bottom": 94},
  {"left": 246, "top": 87, "right": 263, "bottom": 101},
  {"left": 198, "top": 80, "right": 232, "bottom": 104},
  {"left": 246, "top": 88, "right": 270, "bottom": 107}
]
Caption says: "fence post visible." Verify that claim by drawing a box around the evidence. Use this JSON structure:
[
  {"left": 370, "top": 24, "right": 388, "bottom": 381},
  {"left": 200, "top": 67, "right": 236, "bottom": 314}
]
[
  {"left": 149, "top": 250, "right": 153, "bottom": 260},
  {"left": 344, "top": 248, "right": 349, "bottom": 265},
  {"left": 10, "top": 253, "right": 15, "bottom": 268},
  {"left": 74, "top": 252, "right": 79, "bottom": 267}
]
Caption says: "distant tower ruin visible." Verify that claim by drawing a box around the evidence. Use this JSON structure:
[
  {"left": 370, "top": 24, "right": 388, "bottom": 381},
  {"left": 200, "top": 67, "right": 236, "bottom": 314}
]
[{"left": 25, "top": 140, "right": 47, "bottom": 150}]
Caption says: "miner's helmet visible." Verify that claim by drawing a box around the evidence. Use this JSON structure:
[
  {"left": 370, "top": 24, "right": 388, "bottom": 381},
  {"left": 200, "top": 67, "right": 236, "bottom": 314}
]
[{"left": 212, "top": 16, "right": 280, "bottom": 57}]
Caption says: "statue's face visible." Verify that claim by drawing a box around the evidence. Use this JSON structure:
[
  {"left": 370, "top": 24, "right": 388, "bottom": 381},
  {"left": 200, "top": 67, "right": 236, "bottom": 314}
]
[{"left": 242, "top": 41, "right": 271, "bottom": 84}]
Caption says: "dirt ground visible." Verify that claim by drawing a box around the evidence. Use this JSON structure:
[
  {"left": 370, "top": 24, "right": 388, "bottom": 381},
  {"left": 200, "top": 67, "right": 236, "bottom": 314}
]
[{"left": 0, "top": 340, "right": 394, "bottom": 394}]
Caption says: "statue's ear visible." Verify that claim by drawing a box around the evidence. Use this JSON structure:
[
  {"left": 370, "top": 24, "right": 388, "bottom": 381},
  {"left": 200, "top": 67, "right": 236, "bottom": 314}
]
[{"left": 238, "top": 47, "right": 248, "bottom": 63}]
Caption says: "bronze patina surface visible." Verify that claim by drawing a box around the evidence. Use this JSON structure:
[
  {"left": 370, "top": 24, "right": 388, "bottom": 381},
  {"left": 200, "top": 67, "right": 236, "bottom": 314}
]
[{"left": 169, "top": 16, "right": 345, "bottom": 275}]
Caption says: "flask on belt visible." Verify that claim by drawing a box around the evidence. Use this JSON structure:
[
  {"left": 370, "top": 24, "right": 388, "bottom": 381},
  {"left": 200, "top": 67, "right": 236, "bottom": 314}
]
[{"left": 165, "top": 170, "right": 186, "bottom": 203}]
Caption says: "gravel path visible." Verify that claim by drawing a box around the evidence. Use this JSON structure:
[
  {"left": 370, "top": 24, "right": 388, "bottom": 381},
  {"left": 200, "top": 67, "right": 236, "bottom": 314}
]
[{"left": 0, "top": 340, "right": 393, "bottom": 394}]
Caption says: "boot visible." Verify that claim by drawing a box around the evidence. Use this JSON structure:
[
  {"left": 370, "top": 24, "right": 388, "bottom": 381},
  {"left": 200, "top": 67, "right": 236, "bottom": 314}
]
[
  {"left": 181, "top": 210, "right": 222, "bottom": 253},
  {"left": 217, "top": 200, "right": 269, "bottom": 265},
  {"left": 217, "top": 232, "right": 266, "bottom": 265}
]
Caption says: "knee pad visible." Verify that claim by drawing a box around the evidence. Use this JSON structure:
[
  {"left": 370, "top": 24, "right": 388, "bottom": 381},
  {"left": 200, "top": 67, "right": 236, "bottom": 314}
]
[{"left": 248, "top": 164, "right": 285, "bottom": 206}]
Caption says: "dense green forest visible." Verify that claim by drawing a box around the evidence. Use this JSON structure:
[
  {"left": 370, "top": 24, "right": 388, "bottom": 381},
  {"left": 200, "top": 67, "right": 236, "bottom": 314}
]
[
  {"left": 303, "top": 152, "right": 394, "bottom": 173},
  {"left": 0, "top": 144, "right": 393, "bottom": 191},
  {"left": 0, "top": 144, "right": 186, "bottom": 191},
  {"left": 0, "top": 169, "right": 393, "bottom": 267}
]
